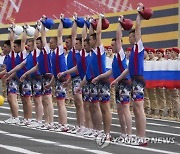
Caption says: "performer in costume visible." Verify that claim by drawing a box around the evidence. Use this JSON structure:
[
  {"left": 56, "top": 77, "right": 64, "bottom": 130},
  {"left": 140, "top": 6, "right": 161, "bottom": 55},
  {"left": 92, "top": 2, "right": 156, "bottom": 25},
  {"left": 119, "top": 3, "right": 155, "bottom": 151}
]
[{"left": 92, "top": 16, "right": 132, "bottom": 142}]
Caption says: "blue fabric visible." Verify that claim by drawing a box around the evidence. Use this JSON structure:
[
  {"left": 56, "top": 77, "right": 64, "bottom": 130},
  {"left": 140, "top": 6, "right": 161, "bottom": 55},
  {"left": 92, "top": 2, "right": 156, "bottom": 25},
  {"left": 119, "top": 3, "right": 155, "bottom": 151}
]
[
  {"left": 51, "top": 51, "right": 67, "bottom": 77},
  {"left": 67, "top": 50, "right": 79, "bottom": 77},
  {"left": 112, "top": 55, "right": 128, "bottom": 79},
  {"left": 76, "top": 53, "right": 90, "bottom": 80},
  {"left": 129, "top": 48, "right": 144, "bottom": 78},
  {"left": 90, "top": 51, "right": 106, "bottom": 78},
  {"left": 37, "top": 51, "right": 52, "bottom": 75}
]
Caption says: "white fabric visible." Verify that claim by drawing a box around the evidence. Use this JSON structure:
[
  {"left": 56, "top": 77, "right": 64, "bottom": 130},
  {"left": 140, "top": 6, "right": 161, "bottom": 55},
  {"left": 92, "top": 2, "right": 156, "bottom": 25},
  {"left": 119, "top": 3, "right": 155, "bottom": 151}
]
[
  {"left": 106, "top": 58, "right": 180, "bottom": 71},
  {"left": 44, "top": 44, "right": 51, "bottom": 54},
  {"left": 115, "top": 47, "right": 126, "bottom": 61},
  {"left": 0, "top": 55, "right": 5, "bottom": 65},
  {"left": 65, "top": 54, "right": 68, "bottom": 65},
  {"left": 144, "top": 60, "right": 180, "bottom": 71},
  {"left": 133, "top": 39, "right": 144, "bottom": 53},
  {"left": 71, "top": 47, "right": 79, "bottom": 53},
  {"left": 8, "top": 51, "right": 16, "bottom": 58},
  {"left": 106, "top": 57, "right": 113, "bottom": 69},
  {"left": 79, "top": 49, "right": 89, "bottom": 57},
  {"left": 52, "top": 45, "right": 64, "bottom": 55},
  {"left": 17, "top": 50, "right": 27, "bottom": 59},
  {"left": 92, "top": 44, "right": 105, "bottom": 55},
  {"left": 35, "top": 48, "right": 41, "bottom": 57}
]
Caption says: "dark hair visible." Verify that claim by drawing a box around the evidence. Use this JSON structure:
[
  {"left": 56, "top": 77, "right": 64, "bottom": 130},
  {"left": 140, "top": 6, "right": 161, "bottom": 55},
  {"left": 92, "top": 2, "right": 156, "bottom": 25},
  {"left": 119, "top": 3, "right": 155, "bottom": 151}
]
[
  {"left": 50, "top": 37, "right": 57, "bottom": 42},
  {"left": 76, "top": 37, "right": 82, "bottom": 44},
  {"left": 129, "top": 29, "right": 135, "bottom": 35},
  {"left": 36, "top": 37, "right": 42, "bottom": 42},
  {"left": 84, "top": 38, "right": 90, "bottom": 45},
  {"left": 14, "top": 39, "right": 21, "bottom": 46},
  {"left": 112, "top": 38, "right": 116, "bottom": 41},
  {"left": 90, "top": 33, "right": 96, "bottom": 40},
  {"left": 65, "top": 35, "right": 72, "bottom": 40},
  {"left": 27, "top": 39, "right": 34, "bottom": 44},
  {"left": 3, "top": 40, "right": 11, "bottom": 46},
  {"left": 27, "top": 39, "right": 34, "bottom": 42},
  {"left": 112, "top": 38, "right": 123, "bottom": 43}
]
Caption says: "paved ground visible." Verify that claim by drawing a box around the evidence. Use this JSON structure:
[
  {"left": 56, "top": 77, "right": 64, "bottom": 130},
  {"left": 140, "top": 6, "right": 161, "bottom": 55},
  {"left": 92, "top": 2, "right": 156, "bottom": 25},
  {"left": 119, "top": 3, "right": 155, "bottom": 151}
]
[{"left": 0, "top": 102, "right": 180, "bottom": 154}]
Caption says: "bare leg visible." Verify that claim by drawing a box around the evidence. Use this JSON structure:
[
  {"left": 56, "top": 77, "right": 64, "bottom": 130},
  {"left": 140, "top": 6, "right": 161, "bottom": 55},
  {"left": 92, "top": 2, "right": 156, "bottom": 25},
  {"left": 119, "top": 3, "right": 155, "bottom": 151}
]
[{"left": 89, "top": 103, "right": 102, "bottom": 130}]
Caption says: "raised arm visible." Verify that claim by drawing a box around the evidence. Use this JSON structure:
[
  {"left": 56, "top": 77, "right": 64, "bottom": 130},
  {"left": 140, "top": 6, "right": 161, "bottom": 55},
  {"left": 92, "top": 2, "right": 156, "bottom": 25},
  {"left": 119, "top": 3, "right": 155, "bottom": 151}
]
[
  {"left": 71, "top": 13, "right": 78, "bottom": 47},
  {"left": 89, "top": 17, "right": 95, "bottom": 36},
  {"left": 40, "top": 17, "right": 48, "bottom": 47},
  {"left": 57, "top": 14, "right": 64, "bottom": 46},
  {"left": 135, "top": 3, "right": 143, "bottom": 42},
  {"left": 34, "top": 23, "right": 40, "bottom": 50},
  {"left": 9, "top": 27, "right": 15, "bottom": 50},
  {"left": 82, "top": 17, "right": 88, "bottom": 48},
  {"left": 21, "top": 25, "right": 27, "bottom": 51},
  {"left": 96, "top": 14, "right": 103, "bottom": 47},
  {"left": 116, "top": 16, "right": 123, "bottom": 51}
]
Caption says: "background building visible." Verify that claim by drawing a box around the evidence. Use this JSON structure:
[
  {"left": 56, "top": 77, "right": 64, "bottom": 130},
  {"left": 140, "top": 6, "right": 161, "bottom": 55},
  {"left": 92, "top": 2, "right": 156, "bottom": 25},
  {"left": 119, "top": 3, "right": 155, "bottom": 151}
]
[{"left": 0, "top": 0, "right": 179, "bottom": 50}]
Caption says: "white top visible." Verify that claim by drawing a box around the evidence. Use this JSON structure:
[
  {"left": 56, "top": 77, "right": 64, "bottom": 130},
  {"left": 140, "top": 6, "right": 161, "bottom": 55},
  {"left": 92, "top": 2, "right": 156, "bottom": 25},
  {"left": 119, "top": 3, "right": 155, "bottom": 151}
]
[
  {"left": 115, "top": 47, "right": 125, "bottom": 61},
  {"left": 133, "top": 39, "right": 144, "bottom": 53},
  {"left": 51, "top": 45, "right": 64, "bottom": 55},
  {"left": 0, "top": 55, "right": 5, "bottom": 65},
  {"left": 91, "top": 44, "right": 105, "bottom": 55}
]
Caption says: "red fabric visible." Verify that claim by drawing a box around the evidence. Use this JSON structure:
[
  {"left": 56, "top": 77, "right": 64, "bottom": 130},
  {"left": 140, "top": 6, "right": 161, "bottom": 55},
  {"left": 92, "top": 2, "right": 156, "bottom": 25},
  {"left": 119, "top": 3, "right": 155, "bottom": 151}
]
[
  {"left": 81, "top": 49, "right": 86, "bottom": 72},
  {"left": 72, "top": 47, "right": 78, "bottom": 75},
  {"left": 11, "top": 51, "right": 15, "bottom": 68},
  {"left": 72, "top": 47, "right": 77, "bottom": 66},
  {"left": 20, "top": 51, "right": 26, "bottom": 72},
  {"left": 117, "top": 53, "right": 125, "bottom": 73},
  {"left": 33, "top": 49, "right": 38, "bottom": 75},
  {"left": 145, "top": 80, "right": 180, "bottom": 89},
  {"left": 55, "top": 47, "right": 60, "bottom": 74},
  {"left": 90, "top": 67, "right": 94, "bottom": 79},
  {"left": 97, "top": 47, "right": 103, "bottom": 74},
  {"left": 20, "top": 52, "right": 24, "bottom": 62},
  {"left": 134, "top": 44, "right": 138, "bottom": 75},
  {"left": 43, "top": 48, "right": 49, "bottom": 73},
  {"left": 33, "top": 49, "right": 37, "bottom": 66},
  {"left": 4, "top": 0, "right": 176, "bottom": 24},
  {"left": 90, "top": 51, "right": 94, "bottom": 79}
]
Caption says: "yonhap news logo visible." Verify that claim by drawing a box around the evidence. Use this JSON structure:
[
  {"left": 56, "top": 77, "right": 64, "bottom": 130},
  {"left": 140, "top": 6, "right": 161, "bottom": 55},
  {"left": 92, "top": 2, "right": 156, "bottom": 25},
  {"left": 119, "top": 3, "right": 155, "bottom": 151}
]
[
  {"left": 146, "top": 137, "right": 175, "bottom": 144},
  {"left": 95, "top": 136, "right": 175, "bottom": 148},
  {"left": 120, "top": 136, "right": 175, "bottom": 144}
]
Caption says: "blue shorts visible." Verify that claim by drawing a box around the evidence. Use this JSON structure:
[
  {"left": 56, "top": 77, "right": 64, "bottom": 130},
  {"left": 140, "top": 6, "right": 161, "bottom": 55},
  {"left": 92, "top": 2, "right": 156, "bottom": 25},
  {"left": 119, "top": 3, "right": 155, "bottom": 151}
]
[
  {"left": 131, "top": 76, "right": 145, "bottom": 102},
  {"left": 7, "top": 77, "right": 19, "bottom": 94},
  {"left": 55, "top": 78, "right": 66, "bottom": 99},
  {"left": 85, "top": 80, "right": 110, "bottom": 103},
  {"left": 82, "top": 81, "right": 91, "bottom": 102},
  {"left": 115, "top": 79, "right": 131, "bottom": 104},
  {"left": 19, "top": 77, "right": 32, "bottom": 97},
  {"left": 32, "top": 75, "right": 42, "bottom": 97},
  {"left": 98, "top": 81, "right": 110, "bottom": 103},
  {"left": 72, "top": 76, "right": 82, "bottom": 95},
  {"left": 89, "top": 82, "right": 99, "bottom": 103},
  {"left": 42, "top": 74, "right": 52, "bottom": 95}
]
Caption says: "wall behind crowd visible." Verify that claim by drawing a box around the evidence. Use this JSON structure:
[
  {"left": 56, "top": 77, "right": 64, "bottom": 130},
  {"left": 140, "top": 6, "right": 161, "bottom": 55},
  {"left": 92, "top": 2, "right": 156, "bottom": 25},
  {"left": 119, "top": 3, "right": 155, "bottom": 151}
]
[{"left": 0, "top": 1, "right": 179, "bottom": 52}]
